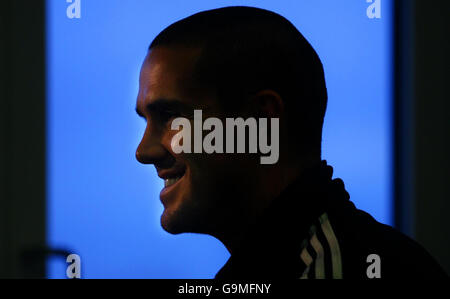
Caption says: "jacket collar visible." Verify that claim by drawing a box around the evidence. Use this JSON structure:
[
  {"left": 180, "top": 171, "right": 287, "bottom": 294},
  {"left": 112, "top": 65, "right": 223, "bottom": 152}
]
[{"left": 215, "top": 160, "right": 350, "bottom": 278}]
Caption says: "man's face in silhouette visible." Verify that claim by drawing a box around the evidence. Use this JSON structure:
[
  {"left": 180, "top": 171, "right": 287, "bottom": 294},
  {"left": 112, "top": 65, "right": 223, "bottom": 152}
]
[{"left": 135, "top": 46, "right": 258, "bottom": 235}]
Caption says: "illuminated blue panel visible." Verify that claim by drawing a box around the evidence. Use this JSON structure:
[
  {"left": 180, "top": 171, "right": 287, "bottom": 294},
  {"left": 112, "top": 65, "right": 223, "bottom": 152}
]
[{"left": 47, "top": 0, "right": 392, "bottom": 278}]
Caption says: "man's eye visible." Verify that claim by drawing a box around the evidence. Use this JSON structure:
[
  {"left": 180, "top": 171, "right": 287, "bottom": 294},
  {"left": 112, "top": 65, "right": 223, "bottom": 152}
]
[{"left": 159, "top": 110, "right": 181, "bottom": 123}]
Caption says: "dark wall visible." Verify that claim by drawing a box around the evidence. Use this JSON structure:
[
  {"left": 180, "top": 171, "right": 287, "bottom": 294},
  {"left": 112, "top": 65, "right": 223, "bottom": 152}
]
[
  {"left": 413, "top": 0, "right": 450, "bottom": 276},
  {"left": 394, "top": 0, "right": 450, "bottom": 276},
  {"left": 0, "top": 1, "right": 46, "bottom": 278}
]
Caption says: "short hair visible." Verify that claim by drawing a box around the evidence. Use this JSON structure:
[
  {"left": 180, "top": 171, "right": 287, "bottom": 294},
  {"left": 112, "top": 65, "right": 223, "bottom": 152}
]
[{"left": 149, "top": 6, "right": 328, "bottom": 157}]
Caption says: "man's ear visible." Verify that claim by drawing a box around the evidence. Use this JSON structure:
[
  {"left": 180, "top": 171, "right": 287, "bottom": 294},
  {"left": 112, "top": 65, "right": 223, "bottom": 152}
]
[{"left": 250, "top": 89, "right": 284, "bottom": 119}]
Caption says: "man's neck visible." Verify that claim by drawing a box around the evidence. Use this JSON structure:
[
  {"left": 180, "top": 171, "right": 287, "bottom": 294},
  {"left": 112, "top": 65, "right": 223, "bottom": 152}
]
[{"left": 217, "top": 157, "right": 321, "bottom": 255}]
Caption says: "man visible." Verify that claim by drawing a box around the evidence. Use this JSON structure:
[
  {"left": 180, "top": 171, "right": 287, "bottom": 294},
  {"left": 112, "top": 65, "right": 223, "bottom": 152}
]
[{"left": 135, "top": 6, "right": 447, "bottom": 279}]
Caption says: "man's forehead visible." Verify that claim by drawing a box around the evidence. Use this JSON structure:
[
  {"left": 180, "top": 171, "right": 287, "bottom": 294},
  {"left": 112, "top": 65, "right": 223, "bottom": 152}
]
[
  {"left": 142, "top": 46, "right": 201, "bottom": 80},
  {"left": 136, "top": 46, "right": 213, "bottom": 111},
  {"left": 137, "top": 48, "right": 184, "bottom": 106}
]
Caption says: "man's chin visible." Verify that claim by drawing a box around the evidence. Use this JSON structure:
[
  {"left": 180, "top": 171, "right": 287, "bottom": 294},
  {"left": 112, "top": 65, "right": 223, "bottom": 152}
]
[
  {"left": 160, "top": 204, "right": 214, "bottom": 235},
  {"left": 160, "top": 216, "right": 183, "bottom": 235},
  {"left": 160, "top": 209, "right": 182, "bottom": 234},
  {"left": 160, "top": 208, "right": 199, "bottom": 235}
]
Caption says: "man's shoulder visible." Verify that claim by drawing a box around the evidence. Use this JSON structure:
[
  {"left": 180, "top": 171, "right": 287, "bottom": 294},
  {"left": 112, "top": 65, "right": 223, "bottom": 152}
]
[{"left": 327, "top": 203, "right": 448, "bottom": 279}]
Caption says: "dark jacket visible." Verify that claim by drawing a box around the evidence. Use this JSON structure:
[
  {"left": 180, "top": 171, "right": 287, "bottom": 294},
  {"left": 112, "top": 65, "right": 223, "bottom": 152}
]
[{"left": 215, "top": 160, "right": 448, "bottom": 279}]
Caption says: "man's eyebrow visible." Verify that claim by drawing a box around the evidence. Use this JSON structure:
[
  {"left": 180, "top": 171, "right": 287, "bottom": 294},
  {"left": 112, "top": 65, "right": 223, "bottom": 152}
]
[{"left": 135, "top": 98, "right": 195, "bottom": 118}]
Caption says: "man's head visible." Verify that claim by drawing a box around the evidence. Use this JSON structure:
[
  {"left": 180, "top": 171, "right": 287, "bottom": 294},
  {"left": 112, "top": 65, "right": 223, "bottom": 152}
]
[{"left": 135, "top": 6, "right": 328, "bottom": 244}]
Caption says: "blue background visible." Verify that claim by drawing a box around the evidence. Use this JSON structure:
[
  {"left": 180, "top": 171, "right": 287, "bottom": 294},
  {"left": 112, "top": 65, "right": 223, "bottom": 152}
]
[{"left": 46, "top": 0, "right": 392, "bottom": 278}]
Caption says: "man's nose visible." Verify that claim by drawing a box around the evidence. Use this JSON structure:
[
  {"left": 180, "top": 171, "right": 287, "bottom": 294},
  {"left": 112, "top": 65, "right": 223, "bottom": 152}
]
[{"left": 135, "top": 127, "right": 167, "bottom": 165}]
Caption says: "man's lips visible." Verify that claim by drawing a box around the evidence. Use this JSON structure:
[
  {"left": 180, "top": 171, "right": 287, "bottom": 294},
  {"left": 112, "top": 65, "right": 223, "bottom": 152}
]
[
  {"left": 158, "top": 166, "right": 186, "bottom": 202},
  {"left": 157, "top": 166, "right": 186, "bottom": 181},
  {"left": 164, "top": 177, "right": 182, "bottom": 188}
]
